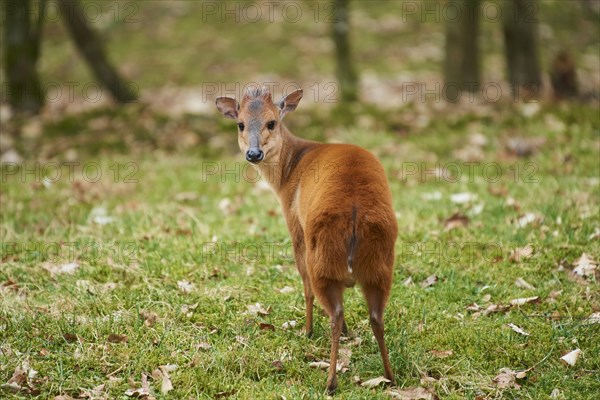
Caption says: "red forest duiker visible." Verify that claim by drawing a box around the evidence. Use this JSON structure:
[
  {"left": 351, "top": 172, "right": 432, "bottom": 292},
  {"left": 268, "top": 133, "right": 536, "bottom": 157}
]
[{"left": 216, "top": 86, "right": 397, "bottom": 394}]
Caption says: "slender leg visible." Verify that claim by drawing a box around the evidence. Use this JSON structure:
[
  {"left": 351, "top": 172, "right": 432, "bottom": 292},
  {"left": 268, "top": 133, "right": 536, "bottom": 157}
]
[
  {"left": 313, "top": 280, "right": 345, "bottom": 394},
  {"left": 290, "top": 234, "right": 314, "bottom": 338},
  {"left": 302, "top": 275, "right": 315, "bottom": 337},
  {"left": 341, "top": 318, "right": 349, "bottom": 337},
  {"left": 362, "top": 283, "right": 394, "bottom": 384}
]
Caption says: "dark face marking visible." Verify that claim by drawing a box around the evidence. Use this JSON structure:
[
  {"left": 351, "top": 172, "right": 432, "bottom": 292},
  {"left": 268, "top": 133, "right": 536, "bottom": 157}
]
[
  {"left": 248, "top": 100, "right": 264, "bottom": 113},
  {"left": 244, "top": 100, "right": 266, "bottom": 149},
  {"left": 247, "top": 118, "right": 262, "bottom": 149}
]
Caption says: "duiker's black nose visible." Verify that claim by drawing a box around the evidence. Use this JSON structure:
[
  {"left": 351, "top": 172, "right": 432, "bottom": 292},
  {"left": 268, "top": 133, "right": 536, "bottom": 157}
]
[{"left": 246, "top": 148, "right": 264, "bottom": 163}]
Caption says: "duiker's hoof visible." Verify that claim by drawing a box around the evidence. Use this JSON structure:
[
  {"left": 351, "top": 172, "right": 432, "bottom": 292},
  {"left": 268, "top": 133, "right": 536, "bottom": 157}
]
[
  {"left": 385, "top": 375, "right": 396, "bottom": 386},
  {"left": 326, "top": 377, "right": 338, "bottom": 395}
]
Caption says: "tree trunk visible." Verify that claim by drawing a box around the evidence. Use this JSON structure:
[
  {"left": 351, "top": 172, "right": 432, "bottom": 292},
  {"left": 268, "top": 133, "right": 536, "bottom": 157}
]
[
  {"left": 444, "top": 0, "right": 480, "bottom": 101},
  {"left": 332, "top": 0, "right": 358, "bottom": 103},
  {"left": 57, "top": 0, "right": 137, "bottom": 103},
  {"left": 3, "top": 0, "right": 45, "bottom": 114},
  {"left": 502, "top": 0, "right": 541, "bottom": 99}
]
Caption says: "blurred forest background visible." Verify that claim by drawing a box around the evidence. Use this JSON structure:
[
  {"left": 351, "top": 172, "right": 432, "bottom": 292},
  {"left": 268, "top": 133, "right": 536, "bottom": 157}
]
[{"left": 1, "top": 0, "right": 599, "bottom": 159}]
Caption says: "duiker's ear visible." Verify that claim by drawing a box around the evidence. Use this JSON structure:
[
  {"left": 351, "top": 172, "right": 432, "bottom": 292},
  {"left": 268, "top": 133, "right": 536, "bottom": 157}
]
[
  {"left": 215, "top": 97, "right": 239, "bottom": 120},
  {"left": 277, "top": 89, "right": 303, "bottom": 119}
]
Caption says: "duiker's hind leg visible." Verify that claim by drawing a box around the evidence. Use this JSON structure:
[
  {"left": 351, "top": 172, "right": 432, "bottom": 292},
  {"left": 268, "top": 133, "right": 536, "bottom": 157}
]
[
  {"left": 362, "top": 283, "right": 395, "bottom": 384},
  {"left": 341, "top": 319, "right": 349, "bottom": 337},
  {"left": 312, "top": 279, "right": 346, "bottom": 394}
]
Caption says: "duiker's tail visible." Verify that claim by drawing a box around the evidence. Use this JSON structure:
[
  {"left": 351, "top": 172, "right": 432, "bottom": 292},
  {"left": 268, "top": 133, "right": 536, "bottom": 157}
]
[{"left": 345, "top": 206, "right": 358, "bottom": 287}]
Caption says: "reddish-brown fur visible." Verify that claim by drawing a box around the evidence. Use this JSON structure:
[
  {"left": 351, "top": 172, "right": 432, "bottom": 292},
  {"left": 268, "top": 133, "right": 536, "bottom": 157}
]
[{"left": 216, "top": 86, "right": 397, "bottom": 394}]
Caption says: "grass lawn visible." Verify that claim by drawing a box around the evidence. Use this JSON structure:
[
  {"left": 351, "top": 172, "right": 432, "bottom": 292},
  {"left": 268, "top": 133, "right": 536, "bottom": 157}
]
[
  {"left": 1, "top": 1, "right": 599, "bottom": 399},
  {"left": 1, "top": 100, "right": 599, "bottom": 399}
]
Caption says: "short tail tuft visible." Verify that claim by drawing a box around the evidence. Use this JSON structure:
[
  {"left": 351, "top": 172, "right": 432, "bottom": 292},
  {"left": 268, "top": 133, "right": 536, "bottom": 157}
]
[{"left": 347, "top": 206, "right": 358, "bottom": 274}]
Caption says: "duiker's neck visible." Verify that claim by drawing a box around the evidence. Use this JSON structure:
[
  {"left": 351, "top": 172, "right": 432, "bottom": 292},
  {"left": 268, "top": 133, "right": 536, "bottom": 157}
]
[{"left": 256, "top": 125, "right": 315, "bottom": 193}]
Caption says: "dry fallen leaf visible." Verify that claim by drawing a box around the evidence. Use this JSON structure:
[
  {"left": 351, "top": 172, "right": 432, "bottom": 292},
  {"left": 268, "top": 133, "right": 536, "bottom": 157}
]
[
  {"left": 180, "top": 303, "right": 198, "bottom": 317},
  {"left": 259, "top": 322, "right": 275, "bottom": 331},
  {"left": 74, "top": 347, "right": 82, "bottom": 360},
  {"left": 506, "top": 196, "right": 521, "bottom": 211},
  {"left": 485, "top": 303, "right": 511, "bottom": 315},
  {"left": 309, "top": 361, "right": 330, "bottom": 370},
  {"left": 516, "top": 213, "right": 541, "bottom": 228},
  {"left": 196, "top": 342, "right": 212, "bottom": 351},
  {"left": 420, "top": 275, "right": 438, "bottom": 288},
  {"left": 450, "top": 192, "right": 476, "bottom": 204},
  {"left": 140, "top": 310, "right": 159, "bottom": 327},
  {"left": 430, "top": 349, "right": 453, "bottom": 358},
  {"left": 177, "top": 280, "right": 195, "bottom": 293},
  {"left": 337, "top": 347, "right": 352, "bottom": 372},
  {"left": 77, "top": 383, "right": 109, "bottom": 400},
  {"left": 507, "top": 323, "right": 530, "bottom": 336},
  {"left": 388, "top": 387, "right": 438, "bottom": 400},
  {"left": 218, "top": 197, "right": 233, "bottom": 214},
  {"left": 514, "top": 277, "right": 535, "bottom": 290},
  {"left": 90, "top": 206, "right": 114, "bottom": 225},
  {"left": 419, "top": 374, "right": 438, "bottom": 385},
  {"left": 560, "top": 349, "right": 581, "bottom": 366},
  {"left": 488, "top": 186, "right": 508, "bottom": 197},
  {"left": 308, "top": 353, "right": 351, "bottom": 373},
  {"left": 1, "top": 279, "right": 19, "bottom": 292},
  {"left": 246, "top": 303, "right": 269, "bottom": 316},
  {"left": 59, "top": 262, "right": 80, "bottom": 274},
  {"left": 515, "top": 367, "right": 533, "bottom": 379},
  {"left": 62, "top": 333, "right": 79, "bottom": 343},
  {"left": 493, "top": 368, "right": 521, "bottom": 390},
  {"left": 344, "top": 336, "right": 363, "bottom": 347},
  {"left": 444, "top": 212, "right": 469, "bottom": 230},
  {"left": 277, "top": 286, "right": 295, "bottom": 294},
  {"left": 235, "top": 336, "right": 248, "bottom": 346},
  {"left": 272, "top": 360, "right": 284, "bottom": 371},
  {"left": 174, "top": 192, "right": 198, "bottom": 202},
  {"left": 509, "top": 245, "right": 535, "bottom": 262},
  {"left": 572, "top": 253, "right": 597, "bottom": 277},
  {"left": 510, "top": 296, "right": 540, "bottom": 306},
  {"left": 42, "top": 262, "right": 80, "bottom": 275},
  {"left": 1, "top": 366, "right": 29, "bottom": 394},
  {"left": 107, "top": 333, "right": 128, "bottom": 343},
  {"left": 151, "top": 364, "right": 176, "bottom": 394},
  {"left": 125, "top": 373, "right": 154, "bottom": 399},
  {"left": 504, "top": 135, "right": 545, "bottom": 156},
  {"left": 360, "top": 376, "right": 391, "bottom": 388},
  {"left": 584, "top": 312, "right": 600, "bottom": 325},
  {"left": 281, "top": 320, "right": 297, "bottom": 330}
]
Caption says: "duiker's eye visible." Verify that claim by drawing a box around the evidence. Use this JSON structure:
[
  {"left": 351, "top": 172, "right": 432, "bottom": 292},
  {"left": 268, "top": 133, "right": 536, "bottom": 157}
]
[
  {"left": 237, "top": 123, "right": 245, "bottom": 131},
  {"left": 267, "top": 120, "right": 276, "bottom": 130}
]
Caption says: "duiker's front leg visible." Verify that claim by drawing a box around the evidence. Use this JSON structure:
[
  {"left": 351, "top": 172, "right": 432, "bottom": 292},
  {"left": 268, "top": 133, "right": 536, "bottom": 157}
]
[
  {"left": 294, "top": 247, "right": 315, "bottom": 337},
  {"left": 290, "top": 236, "right": 314, "bottom": 337},
  {"left": 300, "top": 268, "right": 315, "bottom": 337}
]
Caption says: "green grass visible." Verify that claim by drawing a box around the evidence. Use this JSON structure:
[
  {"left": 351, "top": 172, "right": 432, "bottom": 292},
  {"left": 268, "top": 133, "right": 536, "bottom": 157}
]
[
  {"left": 1, "top": 101, "right": 599, "bottom": 399},
  {"left": 1, "top": 0, "right": 600, "bottom": 398}
]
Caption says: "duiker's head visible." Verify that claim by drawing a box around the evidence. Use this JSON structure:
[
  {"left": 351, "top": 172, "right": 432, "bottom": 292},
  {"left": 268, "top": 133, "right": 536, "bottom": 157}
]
[{"left": 216, "top": 86, "right": 303, "bottom": 164}]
